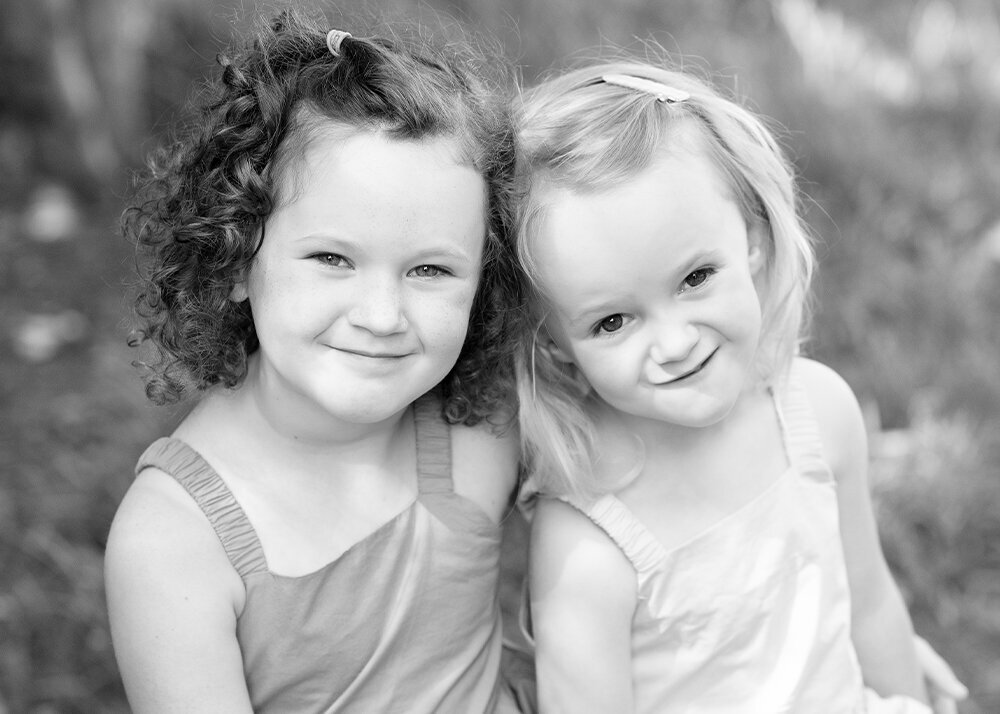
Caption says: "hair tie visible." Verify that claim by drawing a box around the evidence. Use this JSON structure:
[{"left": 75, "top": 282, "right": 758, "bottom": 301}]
[
  {"left": 326, "top": 29, "right": 352, "bottom": 57},
  {"left": 600, "top": 74, "right": 690, "bottom": 103}
]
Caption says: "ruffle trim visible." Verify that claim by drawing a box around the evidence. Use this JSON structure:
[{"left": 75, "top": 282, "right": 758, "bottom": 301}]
[
  {"left": 774, "top": 366, "right": 834, "bottom": 485},
  {"left": 135, "top": 438, "right": 268, "bottom": 578},
  {"left": 413, "top": 392, "right": 452, "bottom": 494}
]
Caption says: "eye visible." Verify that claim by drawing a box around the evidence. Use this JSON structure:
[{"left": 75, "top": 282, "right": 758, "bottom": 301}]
[
  {"left": 408, "top": 264, "right": 451, "bottom": 278},
  {"left": 594, "top": 314, "right": 626, "bottom": 335},
  {"left": 309, "top": 253, "right": 351, "bottom": 268},
  {"left": 683, "top": 267, "right": 716, "bottom": 290}
]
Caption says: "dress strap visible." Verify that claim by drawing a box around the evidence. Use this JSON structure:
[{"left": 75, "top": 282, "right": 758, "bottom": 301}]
[
  {"left": 135, "top": 438, "right": 269, "bottom": 578},
  {"left": 413, "top": 391, "right": 453, "bottom": 495},
  {"left": 561, "top": 494, "right": 666, "bottom": 577},
  {"left": 773, "top": 365, "right": 834, "bottom": 484}
]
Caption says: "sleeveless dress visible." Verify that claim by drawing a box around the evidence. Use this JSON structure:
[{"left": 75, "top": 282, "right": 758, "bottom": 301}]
[
  {"left": 135, "top": 394, "right": 520, "bottom": 713},
  {"left": 546, "top": 369, "right": 930, "bottom": 714}
]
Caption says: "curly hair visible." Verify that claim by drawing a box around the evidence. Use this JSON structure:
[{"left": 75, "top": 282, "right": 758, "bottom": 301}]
[{"left": 125, "top": 8, "right": 522, "bottom": 427}]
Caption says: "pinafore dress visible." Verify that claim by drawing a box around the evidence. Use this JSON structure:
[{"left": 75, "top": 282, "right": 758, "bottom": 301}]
[
  {"left": 135, "top": 393, "right": 517, "bottom": 713},
  {"left": 549, "top": 369, "right": 930, "bottom": 713}
]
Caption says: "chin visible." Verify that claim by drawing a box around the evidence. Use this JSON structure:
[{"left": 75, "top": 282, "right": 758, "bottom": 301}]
[
  {"left": 334, "top": 398, "right": 413, "bottom": 424},
  {"left": 656, "top": 396, "right": 740, "bottom": 429},
  {"left": 674, "top": 410, "right": 732, "bottom": 429},
  {"left": 341, "top": 382, "right": 442, "bottom": 424}
]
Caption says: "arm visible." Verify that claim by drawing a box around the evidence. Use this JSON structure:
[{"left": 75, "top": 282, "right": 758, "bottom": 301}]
[
  {"left": 796, "top": 358, "right": 927, "bottom": 703},
  {"left": 104, "top": 469, "right": 253, "bottom": 714},
  {"left": 529, "top": 498, "right": 636, "bottom": 714}
]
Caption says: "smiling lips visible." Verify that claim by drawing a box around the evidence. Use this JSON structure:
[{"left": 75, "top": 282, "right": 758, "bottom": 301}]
[
  {"left": 656, "top": 349, "right": 717, "bottom": 386},
  {"left": 334, "top": 346, "right": 411, "bottom": 360}
]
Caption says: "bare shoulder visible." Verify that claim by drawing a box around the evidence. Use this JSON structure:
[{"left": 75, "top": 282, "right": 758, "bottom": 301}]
[
  {"left": 530, "top": 498, "right": 634, "bottom": 601},
  {"left": 794, "top": 357, "right": 857, "bottom": 404},
  {"left": 450, "top": 419, "right": 520, "bottom": 522},
  {"left": 105, "top": 466, "right": 242, "bottom": 609},
  {"left": 105, "top": 466, "right": 251, "bottom": 711},
  {"left": 793, "top": 356, "right": 868, "bottom": 476},
  {"left": 529, "top": 497, "right": 636, "bottom": 711},
  {"left": 532, "top": 497, "right": 601, "bottom": 546}
]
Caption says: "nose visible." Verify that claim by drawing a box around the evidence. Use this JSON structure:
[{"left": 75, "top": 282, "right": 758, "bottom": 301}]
[
  {"left": 648, "top": 318, "right": 698, "bottom": 365},
  {"left": 347, "top": 274, "right": 409, "bottom": 335}
]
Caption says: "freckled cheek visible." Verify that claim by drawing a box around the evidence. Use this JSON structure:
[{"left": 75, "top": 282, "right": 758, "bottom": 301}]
[
  {"left": 246, "top": 278, "right": 299, "bottom": 335},
  {"left": 246, "top": 263, "right": 300, "bottom": 311},
  {"left": 411, "top": 288, "right": 478, "bottom": 352}
]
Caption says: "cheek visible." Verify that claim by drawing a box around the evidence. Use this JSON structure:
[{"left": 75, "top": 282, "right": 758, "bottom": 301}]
[
  {"left": 721, "top": 283, "right": 764, "bottom": 344},
  {"left": 248, "top": 273, "right": 309, "bottom": 337},
  {"left": 416, "top": 288, "right": 477, "bottom": 349},
  {"left": 244, "top": 261, "right": 268, "bottom": 303},
  {"left": 246, "top": 259, "right": 296, "bottom": 311},
  {"left": 571, "top": 343, "right": 630, "bottom": 388}
]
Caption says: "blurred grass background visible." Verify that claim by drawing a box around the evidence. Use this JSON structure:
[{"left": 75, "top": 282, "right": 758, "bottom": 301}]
[{"left": 1, "top": 0, "right": 998, "bottom": 711}]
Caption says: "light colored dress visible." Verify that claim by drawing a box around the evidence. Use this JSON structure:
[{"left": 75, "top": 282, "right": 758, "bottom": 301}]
[
  {"left": 551, "top": 368, "right": 930, "bottom": 713},
  {"left": 135, "top": 393, "right": 520, "bottom": 713}
]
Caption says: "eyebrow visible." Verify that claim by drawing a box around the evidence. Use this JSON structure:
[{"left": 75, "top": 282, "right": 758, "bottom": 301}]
[
  {"left": 295, "top": 233, "right": 478, "bottom": 262},
  {"left": 294, "top": 232, "right": 353, "bottom": 246},
  {"left": 413, "top": 248, "right": 478, "bottom": 264}
]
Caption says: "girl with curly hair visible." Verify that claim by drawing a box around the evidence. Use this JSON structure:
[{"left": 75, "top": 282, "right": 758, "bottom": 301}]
[{"left": 105, "top": 9, "right": 524, "bottom": 712}]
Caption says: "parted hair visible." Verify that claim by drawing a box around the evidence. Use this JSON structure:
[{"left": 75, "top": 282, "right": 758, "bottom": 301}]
[
  {"left": 515, "top": 59, "right": 815, "bottom": 499},
  {"left": 125, "top": 8, "right": 521, "bottom": 426}
]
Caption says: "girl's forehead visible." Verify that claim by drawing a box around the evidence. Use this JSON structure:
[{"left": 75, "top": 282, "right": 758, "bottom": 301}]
[
  {"left": 528, "top": 149, "right": 750, "bottom": 286},
  {"left": 537, "top": 146, "right": 735, "bottom": 229},
  {"left": 261, "top": 130, "right": 488, "bottom": 254},
  {"left": 273, "top": 124, "right": 474, "bottom": 206}
]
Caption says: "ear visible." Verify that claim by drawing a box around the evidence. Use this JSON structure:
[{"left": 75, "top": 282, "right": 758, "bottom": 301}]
[
  {"left": 747, "top": 221, "right": 767, "bottom": 275},
  {"left": 537, "top": 334, "right": 592, "bottom": 396},
  {"left": 547, "top": 341, "right": 574, "bottom": 364},
  {"left": 230, "top": 278, "right": 249, "bottom": 303},
  {"left": 538, "top": 334, "right": 574, "bottom": 365}
]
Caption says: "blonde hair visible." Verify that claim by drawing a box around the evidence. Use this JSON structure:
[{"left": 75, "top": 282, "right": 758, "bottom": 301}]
[{"left": 515, "top": 60, "right": 815, "bottom": 500}]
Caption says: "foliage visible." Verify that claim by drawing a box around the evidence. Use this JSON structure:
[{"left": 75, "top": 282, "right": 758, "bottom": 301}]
[{"left": 1, "top": 0, "right": 997, "bottom": 711}]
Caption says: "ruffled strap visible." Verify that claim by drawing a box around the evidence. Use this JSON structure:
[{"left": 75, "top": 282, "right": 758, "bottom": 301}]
[
  {"left": 562, "top": 494, "right": 666, "bottom": 578},
  {"left": 773, "top": 365, "right": 834, "bottom": 484},
  {"left": 413, "top": 392, "right": 453, "bottom": 495},
  {"left": 135, "top": 438, "right": 268, "bottom": 579}
]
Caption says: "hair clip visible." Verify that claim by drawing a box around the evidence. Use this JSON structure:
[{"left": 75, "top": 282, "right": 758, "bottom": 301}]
[
  {"left": 600, "top": 74, "right": 690, "bottom": 103},
  {"left": 326, "top": 29, "right": 352, "bottom": 57}
]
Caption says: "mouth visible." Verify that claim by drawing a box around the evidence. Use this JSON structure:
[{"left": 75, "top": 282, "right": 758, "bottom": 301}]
[
  {"left": 334, "top": 347, "right": 410, "bottom": 360},
  {"left": 656, "top": 349, "right": 717, "bottom": 386}
]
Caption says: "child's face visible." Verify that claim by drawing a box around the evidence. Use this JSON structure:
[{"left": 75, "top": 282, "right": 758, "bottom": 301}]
[
  {"left": 236, "top": 130, "right": 486, "bottom": 427},
  {"left": 533, "top": 148, "right": 765, "bottom": 430}
]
